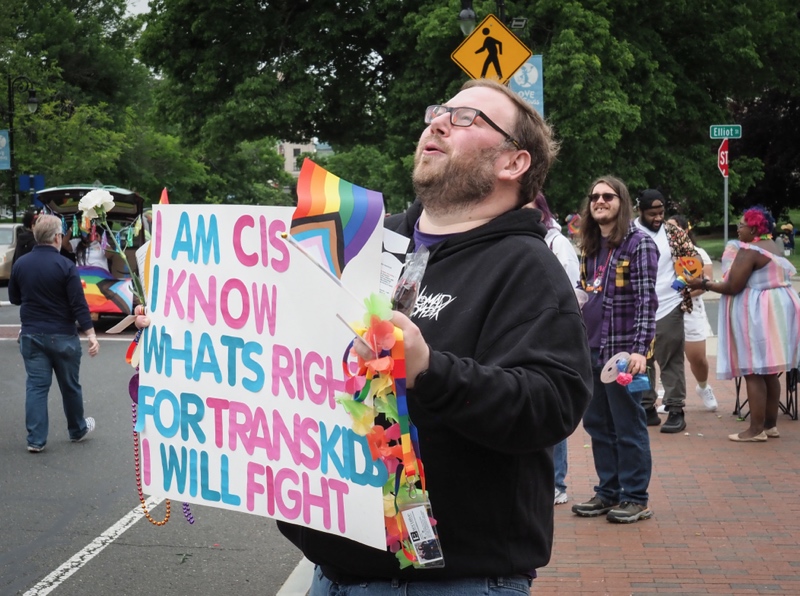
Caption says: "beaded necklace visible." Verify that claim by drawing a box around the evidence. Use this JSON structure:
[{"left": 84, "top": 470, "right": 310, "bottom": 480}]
[{"left": 128, "top": 329, "right": 194, "bottom": 526}]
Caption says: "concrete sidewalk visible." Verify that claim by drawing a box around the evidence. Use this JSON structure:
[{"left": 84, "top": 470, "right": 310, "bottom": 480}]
[{"left": 541, "top": 356, "right": 800, "bottom": 594}]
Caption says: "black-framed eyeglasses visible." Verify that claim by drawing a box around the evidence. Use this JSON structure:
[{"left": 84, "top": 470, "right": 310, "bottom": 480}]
[
  {"left": 588, "top": 192, "right": 620, "bottom": 203},
  {"left": 425, "top": 105, "right": 521, "bottom": 149}
]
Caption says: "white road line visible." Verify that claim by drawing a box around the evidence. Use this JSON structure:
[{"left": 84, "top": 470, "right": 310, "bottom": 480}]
[
  {"left": 276, "top": 557, "right": 314, "bottom": 596},
  {"left": 22, "top": 496, "right": 164, "bottom": 596}
]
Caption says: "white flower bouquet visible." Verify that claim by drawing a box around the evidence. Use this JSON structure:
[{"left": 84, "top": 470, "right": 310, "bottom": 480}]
[{"left": 78, "top": 188, "right": 146, "bottom": 306}]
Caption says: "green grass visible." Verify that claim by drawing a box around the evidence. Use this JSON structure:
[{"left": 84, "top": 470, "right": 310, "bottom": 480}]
[
  {"left": 695, "top": 236, "right": 727, "bottom": 261},
  {"left": 695, "top": 207, "right": 800, "bottom": 271},
  {"left": 696, "top": 237, "right": 800, "bottom": 270}
]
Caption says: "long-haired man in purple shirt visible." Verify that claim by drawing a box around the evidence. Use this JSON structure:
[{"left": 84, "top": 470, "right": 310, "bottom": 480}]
[{"left": 572, "top": 175, "right": 659, "bottom": 524}]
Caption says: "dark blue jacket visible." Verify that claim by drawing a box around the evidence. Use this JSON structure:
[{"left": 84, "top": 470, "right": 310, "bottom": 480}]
[{"left": 8, "top": 245, "right": 93, "bottom": 335}]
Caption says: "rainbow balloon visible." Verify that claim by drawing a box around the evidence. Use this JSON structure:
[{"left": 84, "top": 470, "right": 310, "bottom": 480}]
[{"left": 291, "top": 159, "right": 385, "bottom": 279}]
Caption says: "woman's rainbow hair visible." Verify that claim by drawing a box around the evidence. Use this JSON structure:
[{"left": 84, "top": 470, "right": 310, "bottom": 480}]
[{"left": 742, "top": 205, "right": 775, "bottom": 236}]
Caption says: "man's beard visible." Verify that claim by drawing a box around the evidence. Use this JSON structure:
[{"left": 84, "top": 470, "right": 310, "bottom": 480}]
[{"left": 412, "top": 142, "right": 503, "bottom": 216}]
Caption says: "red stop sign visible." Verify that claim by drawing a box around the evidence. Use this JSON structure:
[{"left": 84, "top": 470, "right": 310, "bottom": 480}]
[{"left": 718, "top": 139, "right": 729, "bottom": 177}]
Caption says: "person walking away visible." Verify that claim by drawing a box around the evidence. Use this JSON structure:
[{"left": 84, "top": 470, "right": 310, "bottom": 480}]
[
  {"left": 8, "top": 214, "right": 99, "bottom": 453},
  {"left": 662, "top": 214, "right": 717, "bottom": 412},
  {"left": 572, "top": 176, "right": 658, "bottom": 524},
  {"left": 634, "top": 189, "right": 698, "bottom": 433},
  {"left": 525, "top": 192, "right": 581, "bottom": 506},
  {"left": 687, "top": 205, "right": 800, "bottom": 441}
]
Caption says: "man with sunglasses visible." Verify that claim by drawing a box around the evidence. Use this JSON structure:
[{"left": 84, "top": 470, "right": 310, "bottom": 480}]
[
  {"left": 572, "top": 176, "right": 659, "bottom": 524},
  {"left": 283, "top": 79, "right": 593, "bottom": 594}
]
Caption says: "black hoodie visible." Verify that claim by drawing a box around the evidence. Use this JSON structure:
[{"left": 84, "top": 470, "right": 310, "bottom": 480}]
[{"left": 279, "top": 201, "right": 593, "bottom": 581}]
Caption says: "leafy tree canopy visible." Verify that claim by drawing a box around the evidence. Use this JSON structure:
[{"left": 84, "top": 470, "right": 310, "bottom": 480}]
[
  {"left": 139, "top": 0, "right": 800, "bottom": 221},
  {"left": 4, "top": 1, "right": 798, "bottom": 221},
  {"left": 2, "top": 0, "right": 291, "bottom": 209}
]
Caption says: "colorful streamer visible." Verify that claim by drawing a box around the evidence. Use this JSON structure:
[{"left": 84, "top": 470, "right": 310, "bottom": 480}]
[{"left": 337, "top": 294, "right": 437, "bottom": 569}]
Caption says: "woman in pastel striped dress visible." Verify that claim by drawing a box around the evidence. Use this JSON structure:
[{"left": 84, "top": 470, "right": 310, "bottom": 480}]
[{"left": 687, "top": 205, "right": 800, "bottom": 442}]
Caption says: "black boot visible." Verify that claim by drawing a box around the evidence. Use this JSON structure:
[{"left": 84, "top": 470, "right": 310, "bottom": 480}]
[
  {"left": 645, "top": 406, "right": 661, "bottom": 426},
  {"left": 661, "top": 407, "right": 686, "bottom": 433}
]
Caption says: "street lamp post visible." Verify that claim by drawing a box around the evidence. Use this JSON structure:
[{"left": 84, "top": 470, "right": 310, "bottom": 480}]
[
  {"left": 5, "top": 74, "right": 39, "bottom": 224},
  {"left": 458, "top": 1, "right": 509, "bottom": 36}
]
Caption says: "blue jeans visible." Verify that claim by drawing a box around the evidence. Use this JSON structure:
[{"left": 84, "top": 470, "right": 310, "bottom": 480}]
[
  {"left": 582, "top": 349, "right": 652, "bottom": 504},
  {"left": 553, "top": 439, "right": 568, "bottom": 492},
  {"left": 20, "top": 334, "right": 88, "bottom": 448},
  {"left": 310, "top": 566, "right": 532, "bottom": 595}
]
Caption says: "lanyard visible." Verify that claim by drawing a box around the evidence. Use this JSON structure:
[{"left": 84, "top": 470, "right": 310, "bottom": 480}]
[{"left": 587, "top": 247, "right": 613, "bottom": 293}]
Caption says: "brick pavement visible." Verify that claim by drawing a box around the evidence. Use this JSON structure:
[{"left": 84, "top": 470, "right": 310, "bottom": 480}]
[{"left": 539, "top": 356, "right": 800, "bottom": 595}]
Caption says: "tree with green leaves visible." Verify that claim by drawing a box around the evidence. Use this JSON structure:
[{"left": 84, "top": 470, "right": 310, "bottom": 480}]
[
  {"left": 138, "top": 0, "right": 800, "bottom": 221},
  {"left": 2, "top": 0, "right": 289, "bottom": 209}
]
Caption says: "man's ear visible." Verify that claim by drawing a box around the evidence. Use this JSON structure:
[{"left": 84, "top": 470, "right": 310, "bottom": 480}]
[{"left": 497, "top": 150, "right": 531, "bottom": 182}]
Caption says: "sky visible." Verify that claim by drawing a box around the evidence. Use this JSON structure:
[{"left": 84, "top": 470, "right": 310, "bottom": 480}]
[{"left": 128, "top": 0, "right": 149, "bottom": 15}]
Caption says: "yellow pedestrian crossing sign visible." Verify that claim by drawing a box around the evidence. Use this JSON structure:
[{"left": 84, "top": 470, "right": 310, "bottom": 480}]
[{"left": 451, "top": 15, "right": 533, "bottom": 85}]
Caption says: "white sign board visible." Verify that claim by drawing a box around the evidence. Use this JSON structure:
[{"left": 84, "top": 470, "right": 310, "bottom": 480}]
[{"left": 137, "top": 204, "right": 387, "bottom": 548}]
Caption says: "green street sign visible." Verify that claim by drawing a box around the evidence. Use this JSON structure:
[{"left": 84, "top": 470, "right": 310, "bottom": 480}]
[{"left": 709, "top": 124, "right": 742, "bottom": 139}]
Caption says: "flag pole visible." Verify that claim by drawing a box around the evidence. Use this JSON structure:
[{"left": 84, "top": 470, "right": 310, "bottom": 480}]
[{"left": 281, "top": 232, "right": 366, "bottom": 312}]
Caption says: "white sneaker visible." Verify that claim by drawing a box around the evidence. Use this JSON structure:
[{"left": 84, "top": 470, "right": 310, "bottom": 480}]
[
  {"left": 73, "top": 417, "right": 96, "bottom": 442},
  {"left": 657, "top": 404, "right": 667, "bottom": 414},
  {"left": 554, "top": 488, "right": 569, "bottom": 505},
  {"left": 696, "top": 385, "right": 718, "bottom": 411}
]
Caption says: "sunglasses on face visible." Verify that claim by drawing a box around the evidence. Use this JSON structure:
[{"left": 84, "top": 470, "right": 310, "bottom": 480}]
[{"left": 588, "top": 192, "right": 619, "bottom": 203}]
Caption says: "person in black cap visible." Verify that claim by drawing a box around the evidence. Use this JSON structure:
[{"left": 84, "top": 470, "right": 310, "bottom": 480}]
[{"left": 634, "top": 189, "right": 698, "bottom": 433}]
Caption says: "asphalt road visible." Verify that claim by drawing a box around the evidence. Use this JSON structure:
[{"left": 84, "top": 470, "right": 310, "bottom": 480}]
[
  {"left": 0, "top": 286, "right": 306, "bottom": 596},
  {"left": 0, "top": 282, "right": 723, "bottom": 596}
]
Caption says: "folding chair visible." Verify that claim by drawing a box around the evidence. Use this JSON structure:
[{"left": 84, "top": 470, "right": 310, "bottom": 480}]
[{"left": 733, "top": 368, "right": 798, "bottom": 420}]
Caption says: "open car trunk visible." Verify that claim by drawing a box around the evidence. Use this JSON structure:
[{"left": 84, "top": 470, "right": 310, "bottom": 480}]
[{"left": 36, "top": 185, "right": 148, "bottom": 319}]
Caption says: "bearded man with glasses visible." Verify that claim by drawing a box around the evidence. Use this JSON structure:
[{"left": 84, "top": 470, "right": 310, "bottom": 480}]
[{"left": 281, "top": 79, "right": 593, "bottom": 595}]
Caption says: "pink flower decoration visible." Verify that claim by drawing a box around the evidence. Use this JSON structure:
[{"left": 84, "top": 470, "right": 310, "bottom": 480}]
[
  {"left": 345, "top": 374, "right": 366, "bottom": 395},
  {"left": 364, "top": 315, "right": 396, "bottom": 352},
  {"left": 617, "top": 372, "right": 633, "bottom": 386}
]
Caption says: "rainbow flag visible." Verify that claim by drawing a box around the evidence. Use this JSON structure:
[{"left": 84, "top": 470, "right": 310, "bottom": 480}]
[
  {"left": 291, "top": 159, "right": 385, "bottom": 279},
  {"left": 78, "top": 266, "right": 134, "bottom": 315}
]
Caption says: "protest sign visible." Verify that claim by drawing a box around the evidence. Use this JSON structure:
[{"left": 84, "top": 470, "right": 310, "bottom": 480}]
[{"left": 137, "top": 204, "right": 387, "bottom": 549}]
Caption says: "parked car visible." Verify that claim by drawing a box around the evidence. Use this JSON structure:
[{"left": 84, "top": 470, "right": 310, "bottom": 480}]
[
  {"left": 0, "top": 223, "right": 21, "bottom": 282},
  {"left": 36, "top": 185, "right": 147, "bottom": 319}
]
